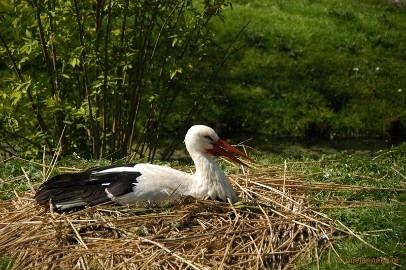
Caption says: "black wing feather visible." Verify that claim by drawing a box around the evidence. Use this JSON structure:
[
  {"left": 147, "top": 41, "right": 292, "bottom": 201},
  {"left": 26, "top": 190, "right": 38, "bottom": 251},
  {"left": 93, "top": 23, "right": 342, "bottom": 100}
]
[
  {"left": 35, "top": 165, "right": 141, "bottom": 210},
  {"left": 39, "top": 173, "right": 92, "bottom": 188}
]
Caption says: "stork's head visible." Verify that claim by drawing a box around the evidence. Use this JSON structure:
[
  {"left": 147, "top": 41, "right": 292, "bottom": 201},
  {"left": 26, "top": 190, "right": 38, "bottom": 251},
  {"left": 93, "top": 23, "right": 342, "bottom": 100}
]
[{"left": 185, "top": 125, "right": 254, "bottom": 166}]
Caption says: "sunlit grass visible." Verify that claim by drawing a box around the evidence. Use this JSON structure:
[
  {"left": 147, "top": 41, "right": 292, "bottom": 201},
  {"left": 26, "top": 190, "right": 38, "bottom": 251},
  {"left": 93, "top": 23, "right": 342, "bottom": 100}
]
[{"left": 210, "top": 0, "right": 406, "bottom": 137}]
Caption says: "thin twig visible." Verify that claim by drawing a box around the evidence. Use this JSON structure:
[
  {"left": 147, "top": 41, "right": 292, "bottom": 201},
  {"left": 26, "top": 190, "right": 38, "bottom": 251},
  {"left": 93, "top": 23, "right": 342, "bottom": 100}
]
[
  {"left": 21, "top": 168, "right": 35, "bottom": 194},
  {"left": 336, "top": 220, "right": 386, "bottom": 254}
]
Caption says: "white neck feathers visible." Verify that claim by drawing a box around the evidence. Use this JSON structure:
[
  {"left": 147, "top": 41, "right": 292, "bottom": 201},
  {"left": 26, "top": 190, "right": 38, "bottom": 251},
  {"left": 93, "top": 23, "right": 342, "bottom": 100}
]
[{"left": 191, "top": 152, "right": 238, "bottom": 202}]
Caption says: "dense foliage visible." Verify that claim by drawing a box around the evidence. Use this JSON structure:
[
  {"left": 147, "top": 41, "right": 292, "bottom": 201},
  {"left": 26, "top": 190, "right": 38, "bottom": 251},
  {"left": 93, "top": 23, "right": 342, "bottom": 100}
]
[{"left": 0, "top": 0, "right": 233, "bottom": 160}]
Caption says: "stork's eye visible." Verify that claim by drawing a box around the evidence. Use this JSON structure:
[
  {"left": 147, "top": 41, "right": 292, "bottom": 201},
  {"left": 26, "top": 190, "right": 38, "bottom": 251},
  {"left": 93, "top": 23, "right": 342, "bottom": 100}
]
[{"left": 204, "top": 135, "right": 214, "bottom": 141}]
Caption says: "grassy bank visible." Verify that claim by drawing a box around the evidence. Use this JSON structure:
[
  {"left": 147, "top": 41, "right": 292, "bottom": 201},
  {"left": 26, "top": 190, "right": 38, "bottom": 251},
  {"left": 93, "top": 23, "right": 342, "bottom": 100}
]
[
  {"left": 1, "top": 143, "right": 405, "bottom": 268},
  {"left": 210, "top": 0, "right": 406, "bottom": 138}
]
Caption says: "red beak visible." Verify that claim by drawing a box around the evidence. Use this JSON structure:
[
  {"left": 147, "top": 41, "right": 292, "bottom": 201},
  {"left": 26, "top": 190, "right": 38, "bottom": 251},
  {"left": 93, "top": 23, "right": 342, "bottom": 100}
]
[{"left": 208, "top": 139, "right": 255, "bottom": 167}]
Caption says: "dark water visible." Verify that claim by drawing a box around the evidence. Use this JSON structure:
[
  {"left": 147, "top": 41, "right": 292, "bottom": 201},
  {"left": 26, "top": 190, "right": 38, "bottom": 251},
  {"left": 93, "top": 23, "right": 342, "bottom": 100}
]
[
  {"left": 231, "top": 135, "right": 404, "bottom": 158},
  {"left": 169, "top": 135, "right": 403, "bottom": 161}
]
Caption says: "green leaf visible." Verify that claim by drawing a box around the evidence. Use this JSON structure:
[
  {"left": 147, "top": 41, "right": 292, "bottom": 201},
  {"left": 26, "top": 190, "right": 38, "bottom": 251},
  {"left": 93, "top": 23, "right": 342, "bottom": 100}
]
[
  {"left": 170, "top": 68, "right": 182, "bottom": 79},
  {"left": 69, "top": 58, "right": 80, "bottom": 68},
  {"left": 25, "top": 29, "right": 33, "bottom": 39}
]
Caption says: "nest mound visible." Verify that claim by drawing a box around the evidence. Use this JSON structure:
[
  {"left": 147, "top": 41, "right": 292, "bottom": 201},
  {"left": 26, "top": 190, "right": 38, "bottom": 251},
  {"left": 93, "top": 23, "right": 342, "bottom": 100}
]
[{"left": 1, "top": 164, "right": 334, "bottom": 269}]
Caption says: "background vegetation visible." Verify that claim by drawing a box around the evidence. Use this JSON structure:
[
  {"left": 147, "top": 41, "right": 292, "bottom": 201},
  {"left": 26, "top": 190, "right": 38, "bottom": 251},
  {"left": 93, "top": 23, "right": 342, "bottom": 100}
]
[
  {"left": 0, "top": 0, "right": 235, "bottom": 160},
  {"left": 1, "top": 0, "right": 405, "bottom": 160},
  {"left": 211, "top": 0, "right": 406, "bottom": 138}
]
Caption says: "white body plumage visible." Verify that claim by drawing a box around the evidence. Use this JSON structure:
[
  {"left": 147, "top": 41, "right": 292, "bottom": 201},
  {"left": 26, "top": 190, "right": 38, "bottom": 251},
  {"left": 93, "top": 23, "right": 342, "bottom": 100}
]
[{"left": 35, "top": 125, "right": 254, "bottom": 210}]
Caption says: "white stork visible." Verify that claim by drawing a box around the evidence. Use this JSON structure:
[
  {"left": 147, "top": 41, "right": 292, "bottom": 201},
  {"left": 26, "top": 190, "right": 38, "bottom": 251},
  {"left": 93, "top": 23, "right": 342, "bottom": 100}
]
[{"left": 35, "top": 125, "right": 254, "bottom": 210}]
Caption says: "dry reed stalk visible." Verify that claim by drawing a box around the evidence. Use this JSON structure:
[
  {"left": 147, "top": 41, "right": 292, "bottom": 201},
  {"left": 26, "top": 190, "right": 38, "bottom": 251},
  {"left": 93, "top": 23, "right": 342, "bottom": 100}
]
[{"left": 1, "top": 164, "right": 393, "bottom": 269}]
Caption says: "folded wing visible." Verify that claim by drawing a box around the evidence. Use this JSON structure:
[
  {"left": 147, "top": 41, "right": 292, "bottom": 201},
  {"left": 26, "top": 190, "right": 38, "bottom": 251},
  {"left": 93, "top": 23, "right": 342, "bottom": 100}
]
[{"left": 35, "top": 164, "right": 141, "bottom": 210}]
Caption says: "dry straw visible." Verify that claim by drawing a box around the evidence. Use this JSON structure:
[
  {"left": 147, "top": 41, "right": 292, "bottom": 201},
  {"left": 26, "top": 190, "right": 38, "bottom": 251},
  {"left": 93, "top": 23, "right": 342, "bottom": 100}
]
[{"left": 0, "top": 161, "right": 387, "bottom": 269}]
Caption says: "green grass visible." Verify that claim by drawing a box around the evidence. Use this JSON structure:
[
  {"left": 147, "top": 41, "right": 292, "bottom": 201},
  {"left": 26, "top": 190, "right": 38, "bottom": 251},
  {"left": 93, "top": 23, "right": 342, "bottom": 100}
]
[
  {"left": 209, "top": 0, "right": 406, "bottom": 137},
  {"left": 281, "top": 143, "right": 406, "bottom": 269},
  {"left": 1, "top": 143, "right": 405, "bottom": 268}
]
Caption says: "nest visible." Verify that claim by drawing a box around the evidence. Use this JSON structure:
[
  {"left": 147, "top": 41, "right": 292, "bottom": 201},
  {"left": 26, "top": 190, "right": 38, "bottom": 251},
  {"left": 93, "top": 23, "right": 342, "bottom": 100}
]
[{"left": 1, "top": 163, "right": 340, "bottom": 269}]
